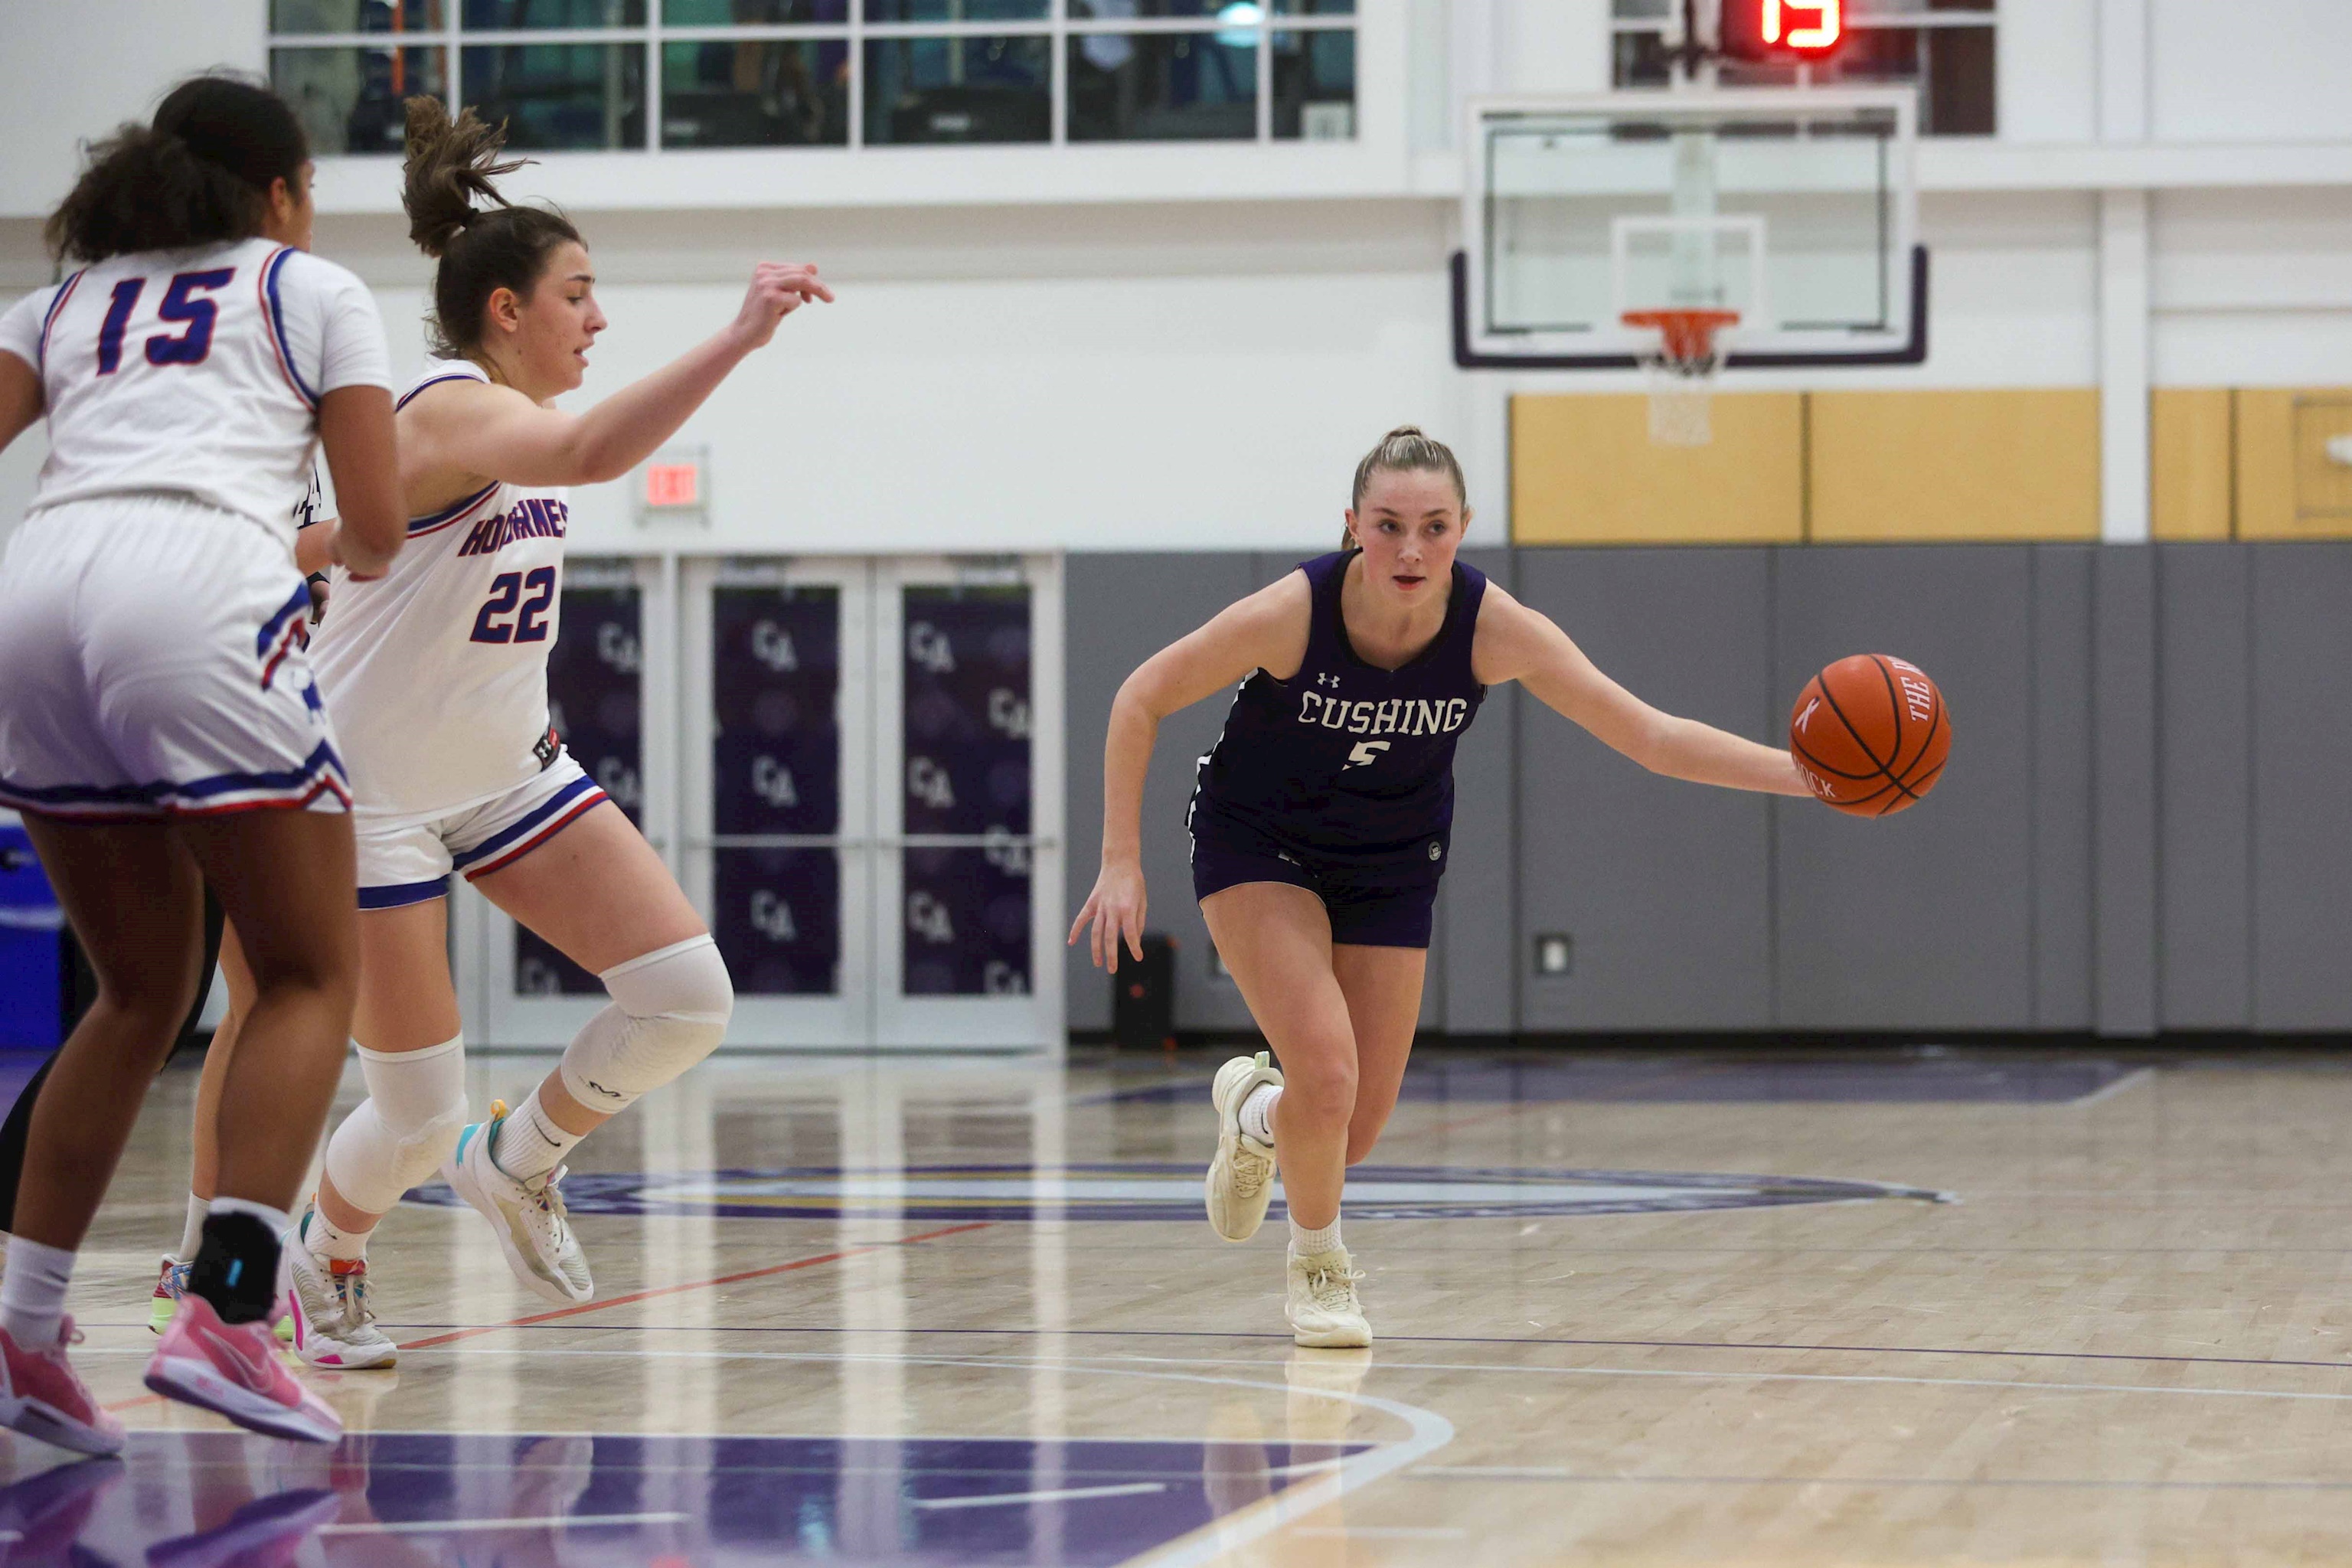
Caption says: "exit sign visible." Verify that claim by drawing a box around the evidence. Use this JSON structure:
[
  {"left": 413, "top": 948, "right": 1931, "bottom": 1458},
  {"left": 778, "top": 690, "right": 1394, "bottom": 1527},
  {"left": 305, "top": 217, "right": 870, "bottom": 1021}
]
[
  {"left": 639, "top": 446, "right": 707, "bottom": 523},
  {"left": 645, "top": 461, "right": 699, "bottom": 508},
  {"left": 1722, "top": 0, "right": 1844, "bottom": 58}
]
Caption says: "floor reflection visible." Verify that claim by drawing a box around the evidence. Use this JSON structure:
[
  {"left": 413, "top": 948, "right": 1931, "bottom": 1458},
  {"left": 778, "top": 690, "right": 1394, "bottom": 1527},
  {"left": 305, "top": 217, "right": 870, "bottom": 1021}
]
[{"left": 0, "top": 1431, "right": 1367, "bottom": 1566}]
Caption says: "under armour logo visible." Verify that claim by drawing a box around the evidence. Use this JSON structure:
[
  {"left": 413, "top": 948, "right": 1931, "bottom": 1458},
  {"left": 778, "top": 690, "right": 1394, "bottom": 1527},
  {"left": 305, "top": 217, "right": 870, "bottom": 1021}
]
[
  {"left": 1315, "top": 673, "right": 1340, "bottom": 688},
  {"left": 584, "top": 1078, "right": 626, "bottom": 1101}
]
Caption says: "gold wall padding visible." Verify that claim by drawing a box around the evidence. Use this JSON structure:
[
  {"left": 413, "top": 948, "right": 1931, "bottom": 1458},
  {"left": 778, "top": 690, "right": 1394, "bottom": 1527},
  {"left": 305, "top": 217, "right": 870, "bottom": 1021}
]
[
  {"left": 2237, "top": 387, "right": 2352, "bottom": 538},
  {"left": 2151, "top": 387, "right": 2234, "bottom": 540},
  {"left": 1510, "top": 392, "right": 1804, "bottom": 545},
  {"left": 1808, "top": 389, "right": 2101, "bottom": 541}
]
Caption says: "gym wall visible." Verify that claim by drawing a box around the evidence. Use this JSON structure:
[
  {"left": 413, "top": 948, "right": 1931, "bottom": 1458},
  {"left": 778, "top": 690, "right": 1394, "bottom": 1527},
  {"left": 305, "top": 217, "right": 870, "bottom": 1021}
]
[{"left": 1064, "top": 542, "right": 2352, "bottom": 1039}]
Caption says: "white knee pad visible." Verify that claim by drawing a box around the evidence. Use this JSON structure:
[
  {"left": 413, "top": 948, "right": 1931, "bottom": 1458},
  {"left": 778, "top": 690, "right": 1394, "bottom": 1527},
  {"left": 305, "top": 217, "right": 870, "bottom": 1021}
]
[
  {"left": 557, "top": 935, "right": 733, "bottom": 1116},
  {"left": 323, "top": 1034, "right": 469, "bottom": 1216}
]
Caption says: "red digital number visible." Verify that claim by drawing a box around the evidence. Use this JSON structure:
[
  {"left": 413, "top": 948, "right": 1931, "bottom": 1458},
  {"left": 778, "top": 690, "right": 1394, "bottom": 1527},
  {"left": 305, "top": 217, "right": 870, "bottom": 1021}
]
[{"left": 1762, "top": 0, "right": 1841, "bottom": 53}]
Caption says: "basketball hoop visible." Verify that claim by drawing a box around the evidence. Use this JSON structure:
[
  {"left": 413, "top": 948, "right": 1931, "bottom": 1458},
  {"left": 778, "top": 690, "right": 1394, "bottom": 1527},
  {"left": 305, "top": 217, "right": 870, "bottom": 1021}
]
[{"left": 1624, "top": 308, "right": 1738, "bottom": 446}]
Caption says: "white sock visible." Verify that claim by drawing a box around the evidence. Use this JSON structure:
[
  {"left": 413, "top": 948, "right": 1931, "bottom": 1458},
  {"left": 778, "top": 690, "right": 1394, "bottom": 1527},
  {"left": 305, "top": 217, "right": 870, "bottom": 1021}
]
[
  {"left": 1289, "top": 1214, "right": 1343, "bottom": 1258},
  {"left": 177, "top": 1193, "right": 209, "bottom": 1262},
  {"left": 207, "top": 1197, "right": 292, "bottom": 1236},
  {"left": 0, "top": 1238, "right": 76, "bottom": 1348},
  {"left": 1239, "top": 1084, "right": 1282, "bottom": 1145},
  {"left": 490, "top": 1090, "right": 583, "bottom": 1184},
  {"left": 303, "top": 1207, "right": 369, "bottom": 1264}
]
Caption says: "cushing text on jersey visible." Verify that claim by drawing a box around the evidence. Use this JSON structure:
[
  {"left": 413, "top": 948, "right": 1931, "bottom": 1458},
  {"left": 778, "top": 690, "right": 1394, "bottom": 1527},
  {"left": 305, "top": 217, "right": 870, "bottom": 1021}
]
[{"left": 1295, "top": 691, "right": 1470, "bottom": 738}]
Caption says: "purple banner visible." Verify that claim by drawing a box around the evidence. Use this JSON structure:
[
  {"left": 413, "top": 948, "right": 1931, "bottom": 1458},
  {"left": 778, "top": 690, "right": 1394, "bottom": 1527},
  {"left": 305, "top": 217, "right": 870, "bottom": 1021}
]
[
  {"left": 901, "top": 585, "right": 1032, "bottom": 996},
  {"left": 712, "top": 585, "right": 839, "bottom": 836},
  {"left": 713, "top": 847, "right": 841, "bottom": 997}
]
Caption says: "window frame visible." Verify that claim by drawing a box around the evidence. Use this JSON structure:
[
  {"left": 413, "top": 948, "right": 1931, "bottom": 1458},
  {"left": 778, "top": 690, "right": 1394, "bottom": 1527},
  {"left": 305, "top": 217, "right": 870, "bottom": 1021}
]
[{"left": 267, "top": 2, "right": 1360, "bottom": 152}]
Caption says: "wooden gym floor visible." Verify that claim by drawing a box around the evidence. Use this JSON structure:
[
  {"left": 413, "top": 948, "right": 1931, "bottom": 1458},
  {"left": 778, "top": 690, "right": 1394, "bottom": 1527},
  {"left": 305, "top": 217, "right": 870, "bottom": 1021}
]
[{"left": 7, "top": 1045, "right": 2350, "bottom": 1564}]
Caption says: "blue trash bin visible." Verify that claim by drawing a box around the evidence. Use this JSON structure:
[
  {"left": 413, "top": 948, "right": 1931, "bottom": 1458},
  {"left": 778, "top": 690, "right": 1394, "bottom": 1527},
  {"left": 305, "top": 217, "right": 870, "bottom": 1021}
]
[{"left": 0, "top": 818, "right": 61, "bottom": 1052}]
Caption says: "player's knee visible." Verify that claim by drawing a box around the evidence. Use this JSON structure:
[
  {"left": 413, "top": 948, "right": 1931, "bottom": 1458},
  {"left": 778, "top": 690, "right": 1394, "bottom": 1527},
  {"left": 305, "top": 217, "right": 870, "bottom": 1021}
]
[
  {"left": 325, "top": 1035, "right": 467, "bottom": 1214},
  {"left": 1282, "top": 1052, "right": 1359, "bottom": 1129},
  {"left": 557, "top": 936, "right": 732, "bottom": 1115}
]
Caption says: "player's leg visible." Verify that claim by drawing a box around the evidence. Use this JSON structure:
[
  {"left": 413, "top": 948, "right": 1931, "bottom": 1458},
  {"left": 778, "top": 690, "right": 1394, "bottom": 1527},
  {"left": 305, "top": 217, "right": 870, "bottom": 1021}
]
[
  {"left": 0, "top": 816, "right": 202, "bottom": 1453},
  {"left": 1198, "top": 882, "right": 1374, "bottom": 1347},
  {"left": 145, "top": 806, "right": 361, "bottom": 1440},
  {"left": 289, "top": 895, "right": 463, "bottom": 1368},
  {"left": 150, "top": 924, "right": 252, "bottom": 1333},
  {"left": 1330, "top": 943, "right": 1427, "bottom": 1166},
  {"left": 453, "top": 798, "right": 728, "bottom": 1302}
]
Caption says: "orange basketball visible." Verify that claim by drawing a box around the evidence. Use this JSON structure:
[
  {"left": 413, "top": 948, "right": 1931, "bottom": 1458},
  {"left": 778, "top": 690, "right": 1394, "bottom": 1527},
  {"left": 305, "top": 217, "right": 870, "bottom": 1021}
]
[{"left": 1789, "top": 654, "right": 1951, "bottom": 818}]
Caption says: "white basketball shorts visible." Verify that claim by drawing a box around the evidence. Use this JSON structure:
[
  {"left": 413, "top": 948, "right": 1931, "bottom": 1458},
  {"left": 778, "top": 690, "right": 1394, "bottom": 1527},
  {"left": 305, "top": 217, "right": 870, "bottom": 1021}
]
[
  {"left": 0, "top": 496, "right": 348, "bottom": 820},
  {"left": 354, "top": 750, "right": 609, "bottom": 910}
]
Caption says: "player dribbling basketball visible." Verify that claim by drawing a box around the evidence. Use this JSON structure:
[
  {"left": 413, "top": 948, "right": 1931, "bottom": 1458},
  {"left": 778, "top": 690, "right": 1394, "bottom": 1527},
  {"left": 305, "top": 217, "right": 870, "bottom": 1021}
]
[{"left": 1071, "top": 426, "right": 1818, "bottom": 1346}]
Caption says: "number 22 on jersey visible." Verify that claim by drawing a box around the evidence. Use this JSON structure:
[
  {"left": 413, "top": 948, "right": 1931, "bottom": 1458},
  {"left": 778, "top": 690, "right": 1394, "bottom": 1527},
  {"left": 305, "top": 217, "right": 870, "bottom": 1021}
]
[{"left": 472, "top": 567, "right": 556, "bottom": 645}]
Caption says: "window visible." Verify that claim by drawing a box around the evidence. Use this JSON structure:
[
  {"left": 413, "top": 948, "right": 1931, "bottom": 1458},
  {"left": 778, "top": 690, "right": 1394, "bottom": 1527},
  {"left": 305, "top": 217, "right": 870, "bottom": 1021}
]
[
  {"left": 1609, "top": 0, "right": 1995, "bottom": 137},
  {"left": 267, "top": 0, "right": 1357, "bottom": 152}
]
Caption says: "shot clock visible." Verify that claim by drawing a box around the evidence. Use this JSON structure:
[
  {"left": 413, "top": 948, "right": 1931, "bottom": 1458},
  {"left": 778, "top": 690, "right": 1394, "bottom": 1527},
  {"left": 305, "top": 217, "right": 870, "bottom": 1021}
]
[{"left": 1720, "top": 0, "right": 1844, "bottom": 60}]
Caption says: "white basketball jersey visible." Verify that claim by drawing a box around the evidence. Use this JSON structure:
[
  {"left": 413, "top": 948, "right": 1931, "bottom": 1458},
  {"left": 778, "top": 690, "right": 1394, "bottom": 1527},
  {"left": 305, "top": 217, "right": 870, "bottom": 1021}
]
[
  {"left": 0, "top": 237, "right": 389, "bottom": 545},
  {"left": 309, "top": 361, "right": 574, "bottom": 816}
]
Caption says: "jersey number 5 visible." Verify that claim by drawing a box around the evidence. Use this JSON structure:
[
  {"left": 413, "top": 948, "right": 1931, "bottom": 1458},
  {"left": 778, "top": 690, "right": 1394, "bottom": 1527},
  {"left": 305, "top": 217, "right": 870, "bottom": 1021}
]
[
  {"left": 472, "top": 567, "right": 557, "bottom": 645},
  {"left": 96, "top": 269, "right": 234, "bottom": 375},
  {"left": 1344, "top": 740, "right": 1392, "bottom": 769}
]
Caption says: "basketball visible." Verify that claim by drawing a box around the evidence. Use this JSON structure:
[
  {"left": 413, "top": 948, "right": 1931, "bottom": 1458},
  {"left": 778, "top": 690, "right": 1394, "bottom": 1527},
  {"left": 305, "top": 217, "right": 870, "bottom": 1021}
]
[{"left": 1788, "top": 655, "right": 1951, "bottom": 818}]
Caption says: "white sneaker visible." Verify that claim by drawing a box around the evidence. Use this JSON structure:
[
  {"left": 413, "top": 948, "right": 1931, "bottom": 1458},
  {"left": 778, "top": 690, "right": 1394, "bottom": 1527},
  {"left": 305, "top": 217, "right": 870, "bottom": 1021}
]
[
  {"left": 283, "top": 1220, "right": 397, "bottom": 1370},
  {"left": 1286, "top": 1248, "right": 1371, "bottom": 1348},
  {"left": 1206, "top": 1052, "right": 1282, "bottom": 1242},
  {"left": 443, "top": 1102, "right": 593, "bottom": 1305}
]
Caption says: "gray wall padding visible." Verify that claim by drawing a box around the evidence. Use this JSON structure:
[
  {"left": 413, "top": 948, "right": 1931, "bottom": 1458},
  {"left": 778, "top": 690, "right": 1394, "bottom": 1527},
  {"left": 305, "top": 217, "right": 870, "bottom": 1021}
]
[{"left": 1064, "top": 541, "right": 2352, "bottom": 1037}]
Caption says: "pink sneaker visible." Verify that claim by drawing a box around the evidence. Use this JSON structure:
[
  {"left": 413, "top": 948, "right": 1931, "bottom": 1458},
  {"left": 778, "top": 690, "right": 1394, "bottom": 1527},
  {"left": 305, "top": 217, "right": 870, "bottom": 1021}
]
[
  {"left": 0, "top": 1317, "right": 124, "bottom": 1455},
  {"left": 144, "top": 1292, "right": 341, "bottom": 1444}
]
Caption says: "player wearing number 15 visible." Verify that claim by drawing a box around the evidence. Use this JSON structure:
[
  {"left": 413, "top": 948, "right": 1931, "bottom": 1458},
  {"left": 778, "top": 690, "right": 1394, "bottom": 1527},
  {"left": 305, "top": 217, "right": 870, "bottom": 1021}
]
[
  {"left": 0, "top": 74, "right": 407, "bottom": 1448},
  {"left": 1071, "top": 426, "right": 1821, "bottom": 1348},
  {"left": 268, "top": 98, "right": 831, "bottom": 1362}
]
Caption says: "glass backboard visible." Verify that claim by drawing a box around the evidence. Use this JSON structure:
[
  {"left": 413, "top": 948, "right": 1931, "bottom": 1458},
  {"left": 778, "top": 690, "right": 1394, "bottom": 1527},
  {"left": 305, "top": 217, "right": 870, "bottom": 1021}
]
[{"left": 1458, "top": 88, "right": 1922, "bottom": 368}]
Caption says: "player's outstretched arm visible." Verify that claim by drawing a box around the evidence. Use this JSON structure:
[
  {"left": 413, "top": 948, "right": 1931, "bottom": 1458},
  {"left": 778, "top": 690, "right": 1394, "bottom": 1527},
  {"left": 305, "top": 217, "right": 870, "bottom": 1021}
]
[
  {"left": 1473, "top": 585, "right": 1811, "bottom": 798},
  {"left": 0, "top": 350, "right": 41, "bottom": 455},
  {"left": 406, "top": 261, "right": 832, "bottom": 490},
  {"left": 1069, "top": 573, "right": 1312, "bottom": 972}
]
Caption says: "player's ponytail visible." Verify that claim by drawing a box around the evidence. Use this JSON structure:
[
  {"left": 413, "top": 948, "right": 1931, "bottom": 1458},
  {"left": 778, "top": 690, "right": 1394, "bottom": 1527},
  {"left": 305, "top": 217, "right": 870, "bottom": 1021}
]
[
  {"left": 403, "top": 96, "right": 583, "bottom": 361},
  {"left": 45, "top": 74, "right": 309, "bottom": 263},
  {"left": 1345, "top": 425, "right": 1468, "bottom": 547}
]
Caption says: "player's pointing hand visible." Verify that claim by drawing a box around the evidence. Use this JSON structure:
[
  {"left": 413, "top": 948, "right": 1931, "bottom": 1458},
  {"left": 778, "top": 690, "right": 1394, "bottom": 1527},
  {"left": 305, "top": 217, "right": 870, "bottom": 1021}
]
[{"left": 730, "top": 262, "right": 833, "bottom": 351}]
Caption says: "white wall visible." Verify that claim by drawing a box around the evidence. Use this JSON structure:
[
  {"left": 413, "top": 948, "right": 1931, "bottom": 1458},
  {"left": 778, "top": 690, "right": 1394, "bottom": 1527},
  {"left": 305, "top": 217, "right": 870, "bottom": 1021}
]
[
  {"left": 2, "top": 0, "right": 2350, "bottom": 553},
  {"left": 2151, "top": 0, "right": 2352, "bottom": 144},
  {"left": 2153, "top": 186, "right": 2352, "bottom": 385},
  {"left": 0, "top": 0, "right": 265, "bottom": 219}
]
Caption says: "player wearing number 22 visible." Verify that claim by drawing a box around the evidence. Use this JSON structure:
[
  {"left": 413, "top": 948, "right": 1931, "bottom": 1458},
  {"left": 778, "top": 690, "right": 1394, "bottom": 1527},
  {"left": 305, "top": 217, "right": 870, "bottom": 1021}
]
[
  {"left": 1073, "top": 426, "right": 1821, "bottom": 1348},
  {"left": 252, "top": 96, "right": 833, "bottom": 1369}
]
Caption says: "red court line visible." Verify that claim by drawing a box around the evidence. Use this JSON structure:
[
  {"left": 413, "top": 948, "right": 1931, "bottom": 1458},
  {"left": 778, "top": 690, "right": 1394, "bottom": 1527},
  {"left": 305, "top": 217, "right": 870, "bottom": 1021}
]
[
  {"left": 106, "top": 1220, "right": 991, "bottom": 1412},
  {"left": 400, "top": 1220, "right": 995, "bottom": 1351}
]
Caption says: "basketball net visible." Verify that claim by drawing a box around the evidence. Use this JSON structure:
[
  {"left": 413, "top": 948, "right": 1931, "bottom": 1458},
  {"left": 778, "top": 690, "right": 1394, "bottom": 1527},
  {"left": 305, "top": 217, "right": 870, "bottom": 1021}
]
[{"left": 1624, "top": 308, "right": 1738, "bottom": 446}]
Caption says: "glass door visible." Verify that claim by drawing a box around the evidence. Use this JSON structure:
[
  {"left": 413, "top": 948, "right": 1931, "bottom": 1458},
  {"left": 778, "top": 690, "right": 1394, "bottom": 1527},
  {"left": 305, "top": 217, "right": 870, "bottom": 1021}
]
[
  {"left": 872, "top": 557, "right": 1063, "bottom": 1050},
  {"left": 681, "top": 557, "right": 875, "bottom": 1048}
]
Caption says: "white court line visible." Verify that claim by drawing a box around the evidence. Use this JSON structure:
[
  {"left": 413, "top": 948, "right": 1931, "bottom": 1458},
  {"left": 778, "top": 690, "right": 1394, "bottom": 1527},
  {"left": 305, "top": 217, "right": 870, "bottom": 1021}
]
[
  {"left": 437, "top": 1344, "right": 2352, "bottom": 1408},
  {"left": 2076, "top": 1067, "right": 2155, "bottom": 1106},
  {"left": 1290, "top": 1525, "right": 1468, "bottom": 1540},
  {"left": 914, "top": 1481, "right": 1168, "bottom": 1511},
  {"left": 317, "top": 1512, "right": 687, "bottom": 1537}
]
